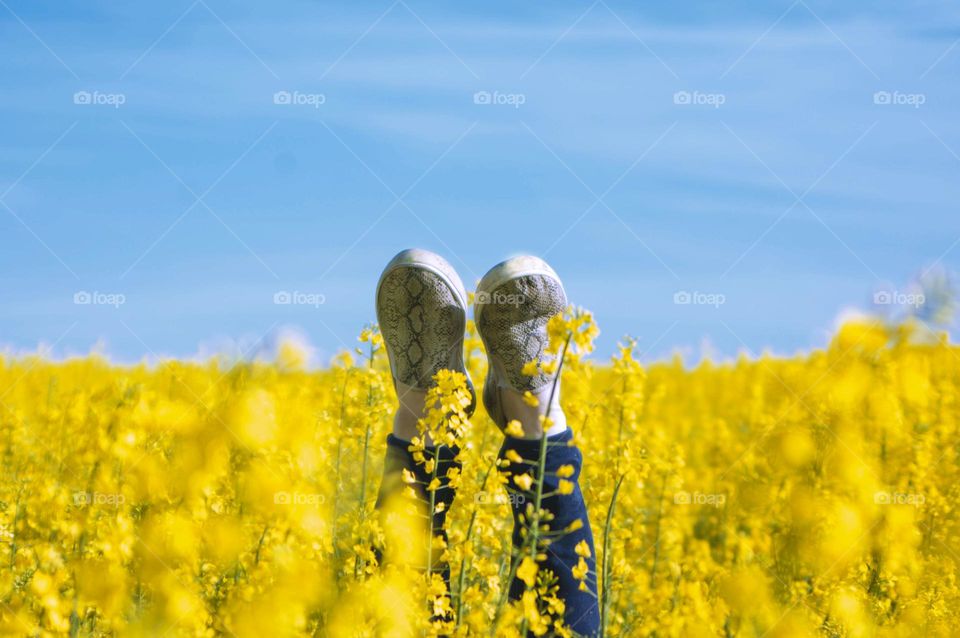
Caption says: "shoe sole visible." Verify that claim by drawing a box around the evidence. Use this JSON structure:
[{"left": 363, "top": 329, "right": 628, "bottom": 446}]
[
  {"left": 376, "top": 248, "right": 472, "bottom": 394},
  {"left": 475, "top": 256, "right": 567, "bottom": 428}
]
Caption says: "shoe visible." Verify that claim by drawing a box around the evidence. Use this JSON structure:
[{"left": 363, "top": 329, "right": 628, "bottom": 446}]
[
  {"left": 376, "top": 248, "right": 475, "bottom": 412},
  {"left": 474, "top": 255, "right": 567, "bottom": 434}
]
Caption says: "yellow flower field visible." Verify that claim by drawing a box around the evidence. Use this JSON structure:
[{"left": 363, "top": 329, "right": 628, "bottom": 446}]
[{"left": 0, "top": 315, "right": 957, "bottom": 637}]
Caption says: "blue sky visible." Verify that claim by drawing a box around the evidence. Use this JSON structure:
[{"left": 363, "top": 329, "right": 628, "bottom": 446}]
[{"left": 1, "top": 1, "right": 958, "bottom": 365}]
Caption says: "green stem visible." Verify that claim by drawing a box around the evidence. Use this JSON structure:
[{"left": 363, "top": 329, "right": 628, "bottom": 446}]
[
  {"left": 521, "top": 337, "right": 571, "bottom": 636},
  {"left": 491, "top": 550, "right": 526, "bottom": 637},
  {"left": 331, "top": 370, "right": 350, "bottom": 575},
  {"left": 601, "top": 374, "right": 629, "bottom": 634},
  {"left": 529, "top": 338, "right": 570, "bottom": 559},
  {"left": 454, "top": 456, "right": 498, "bottom": 627},
  {"left": 354, "top": 344, "right": 377, "bottom": 579},
  {"left": 254, "top": 525, "right": 268, "bottom": 566},
  {"left": 426, "top": 446, "right": 441, "bottom": 582},
  {"left": 649, "top": 473, "right": 667, "bottom": 587},
  {"left": 600, "top": 475, "right": 625, "bottom": 636}
]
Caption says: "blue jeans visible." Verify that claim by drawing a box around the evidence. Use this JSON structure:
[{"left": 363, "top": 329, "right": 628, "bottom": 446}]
[
  {"left": 499, "top": 428, "right": 600, "bottom": 636},
  {"left": 375, "top": 434, "right": 461, "bottom": 588},
  {"left": 376, "top": 429, "right": 600, "bottom": 636}
]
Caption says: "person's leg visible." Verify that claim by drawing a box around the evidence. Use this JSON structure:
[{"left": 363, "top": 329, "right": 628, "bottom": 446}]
[
  {"left": 498, "top": 432, "right": 598, "bottom": 634},
  {"left": 476, "top": 256, "right": 600, "bottom": 636},
  {"left": 375, "top": 433, "right": 461, "bottom": 582},
  {"left": 373, "top": 249, "right": 474, "bottom": 589}
]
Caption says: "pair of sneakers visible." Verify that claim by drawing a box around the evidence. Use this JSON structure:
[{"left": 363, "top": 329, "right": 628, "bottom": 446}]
[{"left": 375, "top": 248, "right": 568, "bottom": 440}]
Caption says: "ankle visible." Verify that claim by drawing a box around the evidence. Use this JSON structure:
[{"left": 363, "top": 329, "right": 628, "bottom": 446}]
[
  {"left": 498, "top": 385, "right": 567, "bottom": 439},
  {"left": 392, "top": 381, "right": 429, "bottom": 443}
]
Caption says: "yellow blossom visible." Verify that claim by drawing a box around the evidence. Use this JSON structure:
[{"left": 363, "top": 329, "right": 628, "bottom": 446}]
[
  {"left": 0, "top": 316, "right": 953, "bottom": 636},
  {"left": 514, "top": 474, "right": 534, "bottom": 491},
  {"left": 574, "top": 540, "right": 591, "bottom": 558},
  {"left": 505, "top": 420, "right": 525, "bottom": 438},
  {"left": 517, "top": 556, "right": 539, "bottom": 588}
]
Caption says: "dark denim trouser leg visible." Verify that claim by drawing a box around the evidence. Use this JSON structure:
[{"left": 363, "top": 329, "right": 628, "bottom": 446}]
[
  {"left": 375, "top": 434, "right": 460, "bottom": 589},
  {"left": 499, "top": 429, "right": 600, "bottom": 637}
]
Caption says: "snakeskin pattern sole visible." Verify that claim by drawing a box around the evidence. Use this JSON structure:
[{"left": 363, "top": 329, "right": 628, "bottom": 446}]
[
  {"left": 376, "top": 249, "right": 471, "bottom": 393},
  {"left": 475, "top": 256, "right": 567, "bottom": 428}
]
